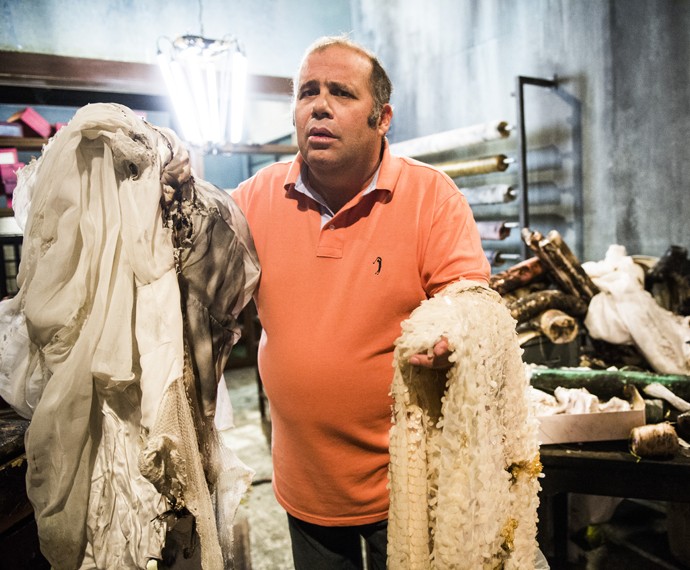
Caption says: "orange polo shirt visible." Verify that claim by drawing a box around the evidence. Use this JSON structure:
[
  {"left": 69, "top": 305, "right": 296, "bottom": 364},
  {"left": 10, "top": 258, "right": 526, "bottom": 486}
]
[{"left": 230, "top": 142, "right": 489, "bottom": 526}]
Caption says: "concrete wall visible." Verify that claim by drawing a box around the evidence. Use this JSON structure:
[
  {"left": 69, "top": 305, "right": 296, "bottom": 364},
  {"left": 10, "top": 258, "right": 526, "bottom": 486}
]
[
  {"left": 352, "top": 0, "right": 690, "bottom": 261},
  {"left": 0, "top": 0, "right": 352, "bottom": 189},
  {"left": 0, "top": 0, "right": 352, "bottom": 76},
  {"left": 2, "top": 0, "right": 688, "bottom": 260}
]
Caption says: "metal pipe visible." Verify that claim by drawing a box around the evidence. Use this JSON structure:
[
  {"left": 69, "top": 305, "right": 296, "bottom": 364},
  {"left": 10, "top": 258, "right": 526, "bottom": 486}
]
[
  {"left": 390, "top": 120, "right": 512, "bottom": 158},
  {"left": 515, "top": 75, "right": 557, "bottom": 259},
  {"left": 436, "top": 154, "right": 512, "bottom": 178}
]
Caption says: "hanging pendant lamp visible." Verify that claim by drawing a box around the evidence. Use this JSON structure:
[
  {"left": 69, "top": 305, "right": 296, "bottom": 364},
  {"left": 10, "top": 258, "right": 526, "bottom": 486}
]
[{"left": 157, "top": 34, "right": 248, "bottom": 150}]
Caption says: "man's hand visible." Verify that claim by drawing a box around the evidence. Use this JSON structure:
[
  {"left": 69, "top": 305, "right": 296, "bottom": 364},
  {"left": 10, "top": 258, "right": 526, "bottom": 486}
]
[{"left": 408, "top": 336, "right": 452, "bottom": 370}]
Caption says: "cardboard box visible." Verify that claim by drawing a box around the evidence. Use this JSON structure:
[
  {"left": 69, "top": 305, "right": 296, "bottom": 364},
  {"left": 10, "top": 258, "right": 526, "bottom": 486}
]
[
  {"left": 537, "top": 390, "right": 646, "bottom": 444},
  {"left": 7, "top": 107, "right": 51, "bottom": 138}
]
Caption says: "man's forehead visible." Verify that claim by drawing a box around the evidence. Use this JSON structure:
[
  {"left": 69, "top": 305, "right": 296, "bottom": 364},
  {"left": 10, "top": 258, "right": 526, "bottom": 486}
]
[{"left": 298, "top": 46, "right": 372, "bottom": 82}]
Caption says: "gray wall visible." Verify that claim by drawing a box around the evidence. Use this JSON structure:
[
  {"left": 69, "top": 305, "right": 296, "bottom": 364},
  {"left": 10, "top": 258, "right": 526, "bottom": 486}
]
[
  {"left": 0, "top": 0, "right": 352, "bottom": 76},
  {"left": 2, "top": 0, "right": 688, "bottom": 260},
  {"left": 0, "top": 0, "right": 352, "bottom": 189},
  {"left": 352, "top": 0, "right": 690, "bottom": 261}
]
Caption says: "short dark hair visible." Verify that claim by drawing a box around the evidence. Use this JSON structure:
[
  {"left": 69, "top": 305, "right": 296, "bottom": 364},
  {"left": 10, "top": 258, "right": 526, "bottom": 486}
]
[{"left": 293, "top": 35, "right": 393, "bottom": 128}]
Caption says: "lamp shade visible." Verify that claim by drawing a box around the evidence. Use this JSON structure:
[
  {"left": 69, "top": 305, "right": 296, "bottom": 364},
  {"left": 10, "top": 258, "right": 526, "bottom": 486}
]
[{"left": 157, "top": 34, "right": 247, "bottom": 147}]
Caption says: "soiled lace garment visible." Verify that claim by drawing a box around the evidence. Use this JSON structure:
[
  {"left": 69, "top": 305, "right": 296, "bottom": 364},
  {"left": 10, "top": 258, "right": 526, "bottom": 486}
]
[
  {"left": 0, "top": 103, "right": 259, "bottom": 570},
  {"left": 388, "top": 280, "right": 542, "bottom": 569}
]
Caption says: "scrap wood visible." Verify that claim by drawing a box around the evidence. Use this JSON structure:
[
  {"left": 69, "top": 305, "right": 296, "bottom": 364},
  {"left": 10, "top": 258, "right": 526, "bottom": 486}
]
[
  {"left": 490, "top": 256, "right": 545, "bottom": 296},
  {"left": 516, "top": 308, "right": 579, "bottom": 344},
  {"left": 506, "top": 288, "right": 588, "bottom": 324},
  {"left": 521, "top": 228, "right": 599, "bottom": 303}
]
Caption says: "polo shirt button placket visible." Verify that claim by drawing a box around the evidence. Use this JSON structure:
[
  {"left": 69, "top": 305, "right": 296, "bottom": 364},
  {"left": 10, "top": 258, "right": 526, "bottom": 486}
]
[{"left": 316, "top": 219, "right": 343, "bottom": 258}]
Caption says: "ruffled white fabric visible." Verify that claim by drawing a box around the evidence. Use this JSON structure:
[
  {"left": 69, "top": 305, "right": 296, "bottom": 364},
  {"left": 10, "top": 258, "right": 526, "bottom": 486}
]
[{"left": 388, "top": 281, "right": 542, "bottom": 569}]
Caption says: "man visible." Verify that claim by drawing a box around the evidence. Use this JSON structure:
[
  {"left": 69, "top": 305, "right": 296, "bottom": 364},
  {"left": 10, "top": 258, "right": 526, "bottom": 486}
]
[{"left": 230, "top": 35, "right": 490, "bottom": 569}]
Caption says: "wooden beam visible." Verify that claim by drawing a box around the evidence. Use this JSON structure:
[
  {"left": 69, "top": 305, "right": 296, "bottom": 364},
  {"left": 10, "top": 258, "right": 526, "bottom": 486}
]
[
  {"left": 0, "top": 136, "right": 48, "bottom": 150},
  {"left": 0, "top": 136, "right": 298, "bottom": 156},
  {"left": 0, "top": 51, "right": 292, "bottom": 99},
  {"left": 216, "top": 142, "right": 298, "bottom": 155}
]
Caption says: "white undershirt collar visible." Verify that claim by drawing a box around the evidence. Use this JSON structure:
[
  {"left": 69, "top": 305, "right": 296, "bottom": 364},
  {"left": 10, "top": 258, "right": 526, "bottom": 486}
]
[{"left": 294, "top": 163, "right": 382, "bottom": 227}]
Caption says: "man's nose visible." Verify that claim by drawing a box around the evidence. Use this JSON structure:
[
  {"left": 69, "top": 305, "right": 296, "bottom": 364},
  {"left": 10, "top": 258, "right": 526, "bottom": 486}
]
[{"left": 312, "top": 94, "right": 332, "bottom": 118}]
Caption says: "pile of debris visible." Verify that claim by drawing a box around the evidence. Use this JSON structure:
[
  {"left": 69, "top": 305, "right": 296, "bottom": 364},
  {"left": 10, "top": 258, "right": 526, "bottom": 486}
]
[{"left": 489, "top": 229, "right": 690, "bottom": 375}]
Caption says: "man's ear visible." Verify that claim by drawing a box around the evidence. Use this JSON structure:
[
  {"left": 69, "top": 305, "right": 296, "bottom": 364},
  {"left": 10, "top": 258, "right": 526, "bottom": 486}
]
[{"left": 378, "top": 103, "right": 393, "bottom": 136}]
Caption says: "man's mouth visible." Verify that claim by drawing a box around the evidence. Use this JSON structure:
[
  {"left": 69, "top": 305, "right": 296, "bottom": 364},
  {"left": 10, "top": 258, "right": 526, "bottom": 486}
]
[{"left": 308, "top": 127, "right": 335, "bottom": 140}]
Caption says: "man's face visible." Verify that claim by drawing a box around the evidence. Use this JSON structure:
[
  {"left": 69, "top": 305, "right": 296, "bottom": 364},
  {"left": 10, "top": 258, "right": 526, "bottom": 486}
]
[{"left": 294, "top": 45, "right": 391, "bottom": 175}]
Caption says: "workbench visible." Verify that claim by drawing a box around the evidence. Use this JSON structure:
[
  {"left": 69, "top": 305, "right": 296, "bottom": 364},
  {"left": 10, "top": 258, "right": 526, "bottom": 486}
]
[{"left": 538, "top": 440, "right": 690, "bottom": 566}]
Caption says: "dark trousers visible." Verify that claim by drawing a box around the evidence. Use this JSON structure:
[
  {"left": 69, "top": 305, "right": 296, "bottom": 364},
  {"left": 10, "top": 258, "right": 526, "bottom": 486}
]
[{"left": 287, "top": 514, "right": 388, "bottom": 570}]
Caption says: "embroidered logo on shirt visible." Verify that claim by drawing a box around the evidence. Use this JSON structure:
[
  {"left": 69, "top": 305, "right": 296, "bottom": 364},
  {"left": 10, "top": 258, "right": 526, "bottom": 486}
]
[{"left": 373, "top": 256, "right": 382, "bottom": 275}]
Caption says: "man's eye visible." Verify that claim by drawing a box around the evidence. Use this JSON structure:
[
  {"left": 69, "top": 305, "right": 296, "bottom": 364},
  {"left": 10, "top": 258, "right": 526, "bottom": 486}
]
[
  {"left": 299, "top": 88, "right": 317, "bottom": 99},
  {"left": 335, "top": 89, "right": 353, "bottom": 98}
]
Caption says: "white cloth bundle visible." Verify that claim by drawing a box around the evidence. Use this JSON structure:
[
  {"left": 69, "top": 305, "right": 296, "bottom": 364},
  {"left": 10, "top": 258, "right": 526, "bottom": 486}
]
[
  {"left": 0, "top": 103, "right": 257, "bottom": 570},
  {"left": 388, "top": 281, "right": 541, "bottom": 569},
  {"left": 583, "top": 244, "right": 690, "bottom": 375}
]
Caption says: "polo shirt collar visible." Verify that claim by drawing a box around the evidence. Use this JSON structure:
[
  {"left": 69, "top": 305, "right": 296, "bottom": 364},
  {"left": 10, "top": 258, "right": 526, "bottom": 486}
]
[
  {"left": 282, "top": 138, "right": 403, "bottom": 197},
  {"left": 375, "top": 138, "right": 404, "bottom": 193}
]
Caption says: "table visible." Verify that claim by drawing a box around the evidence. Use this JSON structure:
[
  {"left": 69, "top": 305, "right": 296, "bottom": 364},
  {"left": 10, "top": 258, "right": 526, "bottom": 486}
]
[{"left": 538, "top": 441, "right": 690, "bottom": 564}]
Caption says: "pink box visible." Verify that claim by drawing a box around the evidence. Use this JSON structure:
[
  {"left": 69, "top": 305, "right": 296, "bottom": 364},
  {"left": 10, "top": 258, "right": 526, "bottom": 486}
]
[
  {"left": 0, "top": 148, "right": 18, "bottom": 166},
  {"left": 0, "top": 162, "right": 23, "bottom": 207},
  {"left": 53, "top": 122, "right": 69, "bottom": 134},
  {"left": 7, "top": 107, "right": 52, "bottom": 138},
  {"left": 1, "top": 164, "right": 18, "bottom": 195}
]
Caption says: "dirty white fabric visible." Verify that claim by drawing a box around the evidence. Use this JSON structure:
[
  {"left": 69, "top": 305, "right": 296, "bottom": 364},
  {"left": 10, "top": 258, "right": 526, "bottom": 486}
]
[
  {"left": 0, "top": 103, "right": 179, "bottom": 569},
  {"left": 388, "top": 280, "right": 541, "bottom": 569},
  {"left": 0, "top": 103, "right": 257, "bottom": 570},
  {"left": 529, "top": 386, "right": 631, "bottom": 416},
  {"left": 583, "top": 244, "right": 690, "bottom": 375}
]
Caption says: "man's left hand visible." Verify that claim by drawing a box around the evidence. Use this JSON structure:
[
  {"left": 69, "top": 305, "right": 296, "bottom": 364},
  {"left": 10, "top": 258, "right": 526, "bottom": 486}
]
[{"left": 408, "top": 336, "right": 452, "bottom": 370}]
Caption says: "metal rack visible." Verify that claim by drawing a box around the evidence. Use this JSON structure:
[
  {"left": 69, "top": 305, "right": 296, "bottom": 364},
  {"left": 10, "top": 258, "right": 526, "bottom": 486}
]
[{"left": 514, "top": 74, "right": 583, "bottom": 260}]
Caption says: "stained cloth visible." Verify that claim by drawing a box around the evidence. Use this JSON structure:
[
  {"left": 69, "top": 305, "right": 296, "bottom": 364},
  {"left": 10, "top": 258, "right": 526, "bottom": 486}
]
[
  {"left": 0, "top": 103, "right": 259, "bottom": 569},
  {"left": 231, "top": 141, "right": 489, "bottom": 526}
]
